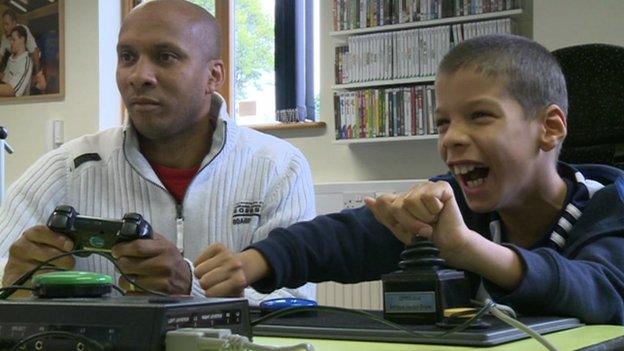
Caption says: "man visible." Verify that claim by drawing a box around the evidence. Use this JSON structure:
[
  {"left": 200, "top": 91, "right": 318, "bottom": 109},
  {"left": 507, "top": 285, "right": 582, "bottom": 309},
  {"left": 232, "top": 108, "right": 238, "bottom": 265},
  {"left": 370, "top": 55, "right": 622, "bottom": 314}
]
[
  {"left": 0, "top": 0, "right": 316, "bottom": 303},
  {"left": 0, "top": 9, "right": 40, "bottom": 76},
  {"left": 0, "top": 25, "right": 32, "bottom": 97}
]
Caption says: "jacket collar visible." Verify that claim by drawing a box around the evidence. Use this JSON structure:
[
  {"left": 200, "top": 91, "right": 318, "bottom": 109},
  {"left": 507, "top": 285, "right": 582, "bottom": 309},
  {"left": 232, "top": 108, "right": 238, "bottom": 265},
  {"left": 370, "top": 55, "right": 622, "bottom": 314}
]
[{"left": 121, "top": 93, "right": 237, "bottom": 187}]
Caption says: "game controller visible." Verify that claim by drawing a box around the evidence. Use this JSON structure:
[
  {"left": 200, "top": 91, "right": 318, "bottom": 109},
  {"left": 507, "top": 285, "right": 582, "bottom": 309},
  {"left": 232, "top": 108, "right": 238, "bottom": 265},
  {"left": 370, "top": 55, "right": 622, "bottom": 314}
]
[
  {"left": 257, "top": 298, "right": 318, "bottom": 317},
  {"left": 47, "top": 205, "right": 152, "bottom": 257},
  {"left": 259, "top": 298, "right": 317, "bottom": 312}
]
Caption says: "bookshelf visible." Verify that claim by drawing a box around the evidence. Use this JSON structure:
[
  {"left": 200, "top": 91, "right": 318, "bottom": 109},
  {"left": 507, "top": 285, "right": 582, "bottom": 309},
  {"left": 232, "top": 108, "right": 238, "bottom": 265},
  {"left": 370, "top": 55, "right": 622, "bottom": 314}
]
[
  {"left": 329, "top": 8, "right": 523, "bottom": 37},
  {"left": 332, "top": 75, "right": 436, "bottom": 90},
  {"left": 331, "top": 1, "right": 524, "bottom": 145},
  {"left": 333, "top": 134, "right": 438, "bottom": 145}
]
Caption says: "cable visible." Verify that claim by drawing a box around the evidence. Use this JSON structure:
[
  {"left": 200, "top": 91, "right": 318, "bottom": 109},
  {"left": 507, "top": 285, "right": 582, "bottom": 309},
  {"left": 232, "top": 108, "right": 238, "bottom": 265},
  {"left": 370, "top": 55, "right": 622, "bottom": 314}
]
[
  {"left": 111, "top": 284, "right": 125, "bottom": 295},
  {"left": 39, "top": 263, "right": 68, "bottom": 272},
  {"left": 472, "top": 298, "right": 517, "bottom": 318},
  {"left": 437, "top": 299, "right": 495, "bottom": 337},
  {"left": 252, "top": 300, "right": 559, "bottom": 351},
  {"left": 0, "top": 250, "right": 168, "bottom": 299},
  {"left": 223, "top": 334, "right": 313, "bottom": 351},
  {"left": 10, "top": 330, "right": 107, "bottom": 351},
  {"left": 484, "top": 299, "right": 560, "bottom": 351},
  {"left": 0, "top": 251, "right": 76, "bottom": 299},
  {"left": 252, "top": 306, "right": 422, "bottom": 338},
  {"left": 251, "top": 304, "right": 493, "bottom": 339},
  {"left": 472, "top": 299, "right": 559, "bottom": 351},
  {"left": 0, "top": 285, "right": 36, "bottom": 293},
  {"left": 166, "top": 328, "right": 314, "bottom": 351}
]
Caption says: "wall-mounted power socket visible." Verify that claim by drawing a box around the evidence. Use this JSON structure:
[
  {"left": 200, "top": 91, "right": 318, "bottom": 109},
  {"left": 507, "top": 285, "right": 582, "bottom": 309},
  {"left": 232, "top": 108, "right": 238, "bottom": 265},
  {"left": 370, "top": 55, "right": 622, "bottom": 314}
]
[{"left": 342, "top": 192, "right": 377, "bottom": 209}]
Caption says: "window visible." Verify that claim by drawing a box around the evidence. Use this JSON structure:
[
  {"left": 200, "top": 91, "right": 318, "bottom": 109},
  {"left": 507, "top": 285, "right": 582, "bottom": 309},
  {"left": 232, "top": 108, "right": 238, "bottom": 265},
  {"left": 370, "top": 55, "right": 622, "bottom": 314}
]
[
  {"left": 131, "top": 0, "right": 319, "bottom": 126},
  {"left": 229, "top": 0, "right": 276, "bottom": 125}
]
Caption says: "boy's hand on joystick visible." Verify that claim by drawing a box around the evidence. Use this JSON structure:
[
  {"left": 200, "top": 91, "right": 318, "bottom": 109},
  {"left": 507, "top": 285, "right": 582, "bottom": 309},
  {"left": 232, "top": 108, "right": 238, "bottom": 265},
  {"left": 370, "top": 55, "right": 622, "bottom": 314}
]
[
  {"left": 365, "top": 193, "right": 417, "bottom": 245},
  {"left": 367, "top": 181, "right": 474, "bottom": 266},
  {"left": 400, "top": 181, "right": 471, "bottom": 258}
]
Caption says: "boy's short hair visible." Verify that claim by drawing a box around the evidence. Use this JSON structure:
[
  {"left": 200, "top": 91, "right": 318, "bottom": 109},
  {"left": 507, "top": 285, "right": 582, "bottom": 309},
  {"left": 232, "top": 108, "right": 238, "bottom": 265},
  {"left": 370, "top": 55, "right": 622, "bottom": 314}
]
[{"left": 438, "top": 34, "right": 568, "bottom": 119}]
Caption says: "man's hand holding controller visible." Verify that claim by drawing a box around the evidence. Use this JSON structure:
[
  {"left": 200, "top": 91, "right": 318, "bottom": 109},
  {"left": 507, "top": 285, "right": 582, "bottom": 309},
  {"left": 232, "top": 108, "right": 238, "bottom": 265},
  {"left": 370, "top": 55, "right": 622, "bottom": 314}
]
[
  {"left": 3, "top": 205, "right": 193, "bottom": 296},
  {"left": 2, "top": 224, "right": 76, "bottom": 296}
]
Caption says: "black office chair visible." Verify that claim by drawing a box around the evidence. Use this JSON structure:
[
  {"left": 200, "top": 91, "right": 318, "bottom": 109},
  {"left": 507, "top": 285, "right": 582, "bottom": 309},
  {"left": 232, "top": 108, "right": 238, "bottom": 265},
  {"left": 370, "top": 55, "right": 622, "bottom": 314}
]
[{"left": 552, "top": 44, "right": 624, "bottom": 170}]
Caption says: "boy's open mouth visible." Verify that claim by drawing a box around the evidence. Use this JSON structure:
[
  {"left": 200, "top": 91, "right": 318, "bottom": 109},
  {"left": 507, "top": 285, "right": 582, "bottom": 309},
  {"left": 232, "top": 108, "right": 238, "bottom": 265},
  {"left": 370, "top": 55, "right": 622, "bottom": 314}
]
[{"left": 452, "top": 164, "right": 490, "bottom": 188}]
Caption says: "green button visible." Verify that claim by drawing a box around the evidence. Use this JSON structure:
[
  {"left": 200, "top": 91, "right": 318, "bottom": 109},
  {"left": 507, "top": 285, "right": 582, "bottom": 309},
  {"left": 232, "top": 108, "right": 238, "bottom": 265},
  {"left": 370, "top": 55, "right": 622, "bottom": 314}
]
[{"left": 32, "top": 271, "right": 113, "bottom": 286}]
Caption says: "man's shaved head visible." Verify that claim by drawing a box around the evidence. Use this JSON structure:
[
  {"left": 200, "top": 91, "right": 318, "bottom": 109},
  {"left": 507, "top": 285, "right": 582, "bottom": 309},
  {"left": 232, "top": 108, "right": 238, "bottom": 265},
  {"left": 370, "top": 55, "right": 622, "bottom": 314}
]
[
  {"left": 122, "top": 0, "right": 221, "bottom": 60},
  {"left": 116, "top": 0, "right": 226, "bottom": 143}
]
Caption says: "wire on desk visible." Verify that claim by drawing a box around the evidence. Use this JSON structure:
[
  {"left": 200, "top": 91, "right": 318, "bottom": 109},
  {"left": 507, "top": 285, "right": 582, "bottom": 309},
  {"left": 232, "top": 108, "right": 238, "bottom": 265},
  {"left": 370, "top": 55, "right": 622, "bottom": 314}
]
[
  {"left": 166, "top": 328, "right": 314, "bottom": 351},
  {"left": 251, "top": 303, "right": 494, "bottom": 339},
  {"left": 0, "top": 285, "right": 36, "bottom": 294},
  {"left": 221, "top": 334, "right": 313, "bottom": 351},
  {"left": 0, "top": 250, "right": 168, "bottom": 299},
  {"left": 482, "top": 299, "right": 559, "bottom": 351},
  {"left": 253, "top": 301, "right": 560, "bottom": 351}
]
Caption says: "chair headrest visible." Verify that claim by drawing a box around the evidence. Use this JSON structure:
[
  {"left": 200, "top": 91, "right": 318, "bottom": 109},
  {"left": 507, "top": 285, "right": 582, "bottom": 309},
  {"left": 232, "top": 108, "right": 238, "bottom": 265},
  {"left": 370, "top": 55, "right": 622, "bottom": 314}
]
[{"left": 552, "top": 44, "right": 624, "bottom": 146}]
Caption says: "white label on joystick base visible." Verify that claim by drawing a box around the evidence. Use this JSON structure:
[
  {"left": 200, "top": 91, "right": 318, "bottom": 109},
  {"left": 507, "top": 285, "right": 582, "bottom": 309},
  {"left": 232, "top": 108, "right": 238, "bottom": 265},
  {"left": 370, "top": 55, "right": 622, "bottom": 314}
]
[{"left": 384, "top": 291, "right": 436, "bottom": 313}]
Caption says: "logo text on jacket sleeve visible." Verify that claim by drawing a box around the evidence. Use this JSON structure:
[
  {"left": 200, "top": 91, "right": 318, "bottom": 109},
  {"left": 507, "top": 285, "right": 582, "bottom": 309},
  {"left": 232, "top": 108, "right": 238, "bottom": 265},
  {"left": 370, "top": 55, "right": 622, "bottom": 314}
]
[{"left": 232, "top": 201, "right": 263, "bottom": 225}]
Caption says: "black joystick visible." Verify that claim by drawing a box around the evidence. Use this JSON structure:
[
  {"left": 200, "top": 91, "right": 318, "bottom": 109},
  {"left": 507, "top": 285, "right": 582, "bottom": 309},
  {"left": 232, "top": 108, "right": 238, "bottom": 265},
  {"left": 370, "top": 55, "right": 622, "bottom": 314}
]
[
  {"left": 0, "top": 126, "right": 7, "bottom": 140},
  {"left": 381, "top": 237, "right": 471, "bottom": 324},
  {"left": 47, "top": 205, "right": 152, "bottom": 257}
]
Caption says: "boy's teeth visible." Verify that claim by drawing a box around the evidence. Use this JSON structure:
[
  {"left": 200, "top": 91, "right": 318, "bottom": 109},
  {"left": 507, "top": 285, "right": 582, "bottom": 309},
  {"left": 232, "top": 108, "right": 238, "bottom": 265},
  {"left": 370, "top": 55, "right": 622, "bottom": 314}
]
[
  {"left": 466, "top": 178, "right": 485, "bottom": 188},
  {"left": 453, "top": 164, "right": 476, "bottom": 175}
]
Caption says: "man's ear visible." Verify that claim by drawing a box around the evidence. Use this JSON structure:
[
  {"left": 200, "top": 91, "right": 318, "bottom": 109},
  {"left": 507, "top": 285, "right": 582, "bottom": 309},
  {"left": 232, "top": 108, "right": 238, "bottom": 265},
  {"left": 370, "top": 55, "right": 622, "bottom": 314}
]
[
  {"left": 205, "top": 59, "right": 225, "bottom": 95},
  {"left": 539, "top": 104, "right": 567, "bottom": 152}
]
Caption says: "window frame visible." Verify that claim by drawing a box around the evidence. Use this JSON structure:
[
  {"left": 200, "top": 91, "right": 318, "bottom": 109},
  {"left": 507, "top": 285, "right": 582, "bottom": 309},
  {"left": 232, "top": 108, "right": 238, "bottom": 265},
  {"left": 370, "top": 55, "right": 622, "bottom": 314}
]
[{"left": 120, "top": 0, "right": 324, "bottom": 131}]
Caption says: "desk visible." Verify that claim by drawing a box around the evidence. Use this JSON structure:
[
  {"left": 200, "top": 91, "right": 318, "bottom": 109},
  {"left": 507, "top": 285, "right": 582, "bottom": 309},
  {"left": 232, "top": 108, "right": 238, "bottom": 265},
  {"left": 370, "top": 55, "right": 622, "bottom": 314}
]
[{"left": 256, "top": 325, "right": 624, "bottom": 351}]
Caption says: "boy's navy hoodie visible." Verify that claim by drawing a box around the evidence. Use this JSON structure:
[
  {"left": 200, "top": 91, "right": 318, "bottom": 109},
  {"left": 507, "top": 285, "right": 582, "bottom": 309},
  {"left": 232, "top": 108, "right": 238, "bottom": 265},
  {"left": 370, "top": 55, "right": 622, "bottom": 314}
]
[{"left": 249, "top": 163, "right": 624, "bottom": 324}]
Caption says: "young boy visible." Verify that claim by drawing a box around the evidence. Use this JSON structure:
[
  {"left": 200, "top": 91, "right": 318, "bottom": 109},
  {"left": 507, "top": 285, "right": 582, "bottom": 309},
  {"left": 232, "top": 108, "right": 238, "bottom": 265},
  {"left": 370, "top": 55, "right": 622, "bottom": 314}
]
[{"left": 193, "top": 34, "right": 624, "bottom": 324}]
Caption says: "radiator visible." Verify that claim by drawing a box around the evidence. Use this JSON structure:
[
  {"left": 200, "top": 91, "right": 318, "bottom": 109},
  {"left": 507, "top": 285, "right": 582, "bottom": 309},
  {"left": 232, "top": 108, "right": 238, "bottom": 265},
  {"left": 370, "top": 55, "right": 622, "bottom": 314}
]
[{"left": 316, "top": 280, "right": 383, "bottom": 310}]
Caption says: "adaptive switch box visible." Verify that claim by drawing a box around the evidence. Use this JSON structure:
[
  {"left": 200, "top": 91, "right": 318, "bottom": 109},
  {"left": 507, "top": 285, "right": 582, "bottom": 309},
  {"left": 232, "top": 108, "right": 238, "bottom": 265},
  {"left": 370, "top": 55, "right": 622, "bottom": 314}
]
[{"left": 0, "top": 296, "right": 251, "bottom": 350}]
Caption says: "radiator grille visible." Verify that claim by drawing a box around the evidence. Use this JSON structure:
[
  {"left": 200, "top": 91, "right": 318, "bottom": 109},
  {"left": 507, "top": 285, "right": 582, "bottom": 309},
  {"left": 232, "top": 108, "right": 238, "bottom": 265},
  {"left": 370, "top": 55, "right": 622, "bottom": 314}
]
[{"left": 316, "top": 280, "right": 383, "bottom": 310}]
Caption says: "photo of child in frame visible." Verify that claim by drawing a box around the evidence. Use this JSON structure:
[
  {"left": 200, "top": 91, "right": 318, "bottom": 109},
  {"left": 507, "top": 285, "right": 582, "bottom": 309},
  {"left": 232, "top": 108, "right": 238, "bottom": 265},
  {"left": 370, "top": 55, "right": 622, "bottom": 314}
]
[{"left": 0, "top": 0, "right": 62, "bottom": 100}]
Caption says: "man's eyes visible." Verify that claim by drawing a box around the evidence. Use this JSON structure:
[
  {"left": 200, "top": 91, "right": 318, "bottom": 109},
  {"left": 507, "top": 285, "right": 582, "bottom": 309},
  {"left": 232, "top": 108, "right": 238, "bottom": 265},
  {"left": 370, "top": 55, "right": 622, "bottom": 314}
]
[
  {"left": 118, "top": 51, "right": 135, "bottom": 63},
  {"left": 116, "top": 51, "right": 179, "bottom": 64},
  {"left": 158, "top": 52, "right": 179, "bottom": 63}
]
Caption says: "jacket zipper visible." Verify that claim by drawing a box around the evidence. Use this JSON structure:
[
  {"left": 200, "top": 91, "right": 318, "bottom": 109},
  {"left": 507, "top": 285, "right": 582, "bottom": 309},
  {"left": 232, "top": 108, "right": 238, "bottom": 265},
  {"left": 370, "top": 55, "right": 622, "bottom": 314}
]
[
  {"left": 176, "top": 203, "right": 184, "bottom": 254},
  {"left": 122, "top": 120, "right": 229, "bottom": 256}
]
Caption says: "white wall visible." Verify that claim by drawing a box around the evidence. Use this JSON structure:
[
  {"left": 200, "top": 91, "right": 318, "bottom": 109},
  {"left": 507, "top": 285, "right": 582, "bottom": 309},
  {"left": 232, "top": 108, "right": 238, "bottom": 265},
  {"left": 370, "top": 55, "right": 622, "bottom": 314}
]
[
  {"left": 2, "top": 0, "right": 624, "bottom": 188},
  {"left": 532, "top": 0, "right": 624, "bottom": 50},
  {"left": 1, "top": 0, "right": 120, "bottom": 190}
]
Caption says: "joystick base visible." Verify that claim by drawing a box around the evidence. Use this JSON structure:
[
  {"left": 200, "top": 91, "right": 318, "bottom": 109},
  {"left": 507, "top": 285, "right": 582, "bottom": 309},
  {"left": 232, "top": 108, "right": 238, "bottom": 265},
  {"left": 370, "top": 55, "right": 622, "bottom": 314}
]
[{"left": 382, "top": 268, "right": 471, "bottom": 324}]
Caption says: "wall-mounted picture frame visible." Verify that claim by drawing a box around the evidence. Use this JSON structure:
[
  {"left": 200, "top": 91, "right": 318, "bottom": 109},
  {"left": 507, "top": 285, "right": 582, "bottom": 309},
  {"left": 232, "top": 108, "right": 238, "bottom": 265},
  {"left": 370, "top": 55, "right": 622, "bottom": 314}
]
[{"left": 0, "top": 0, "right": 64, "bottom": 102}]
